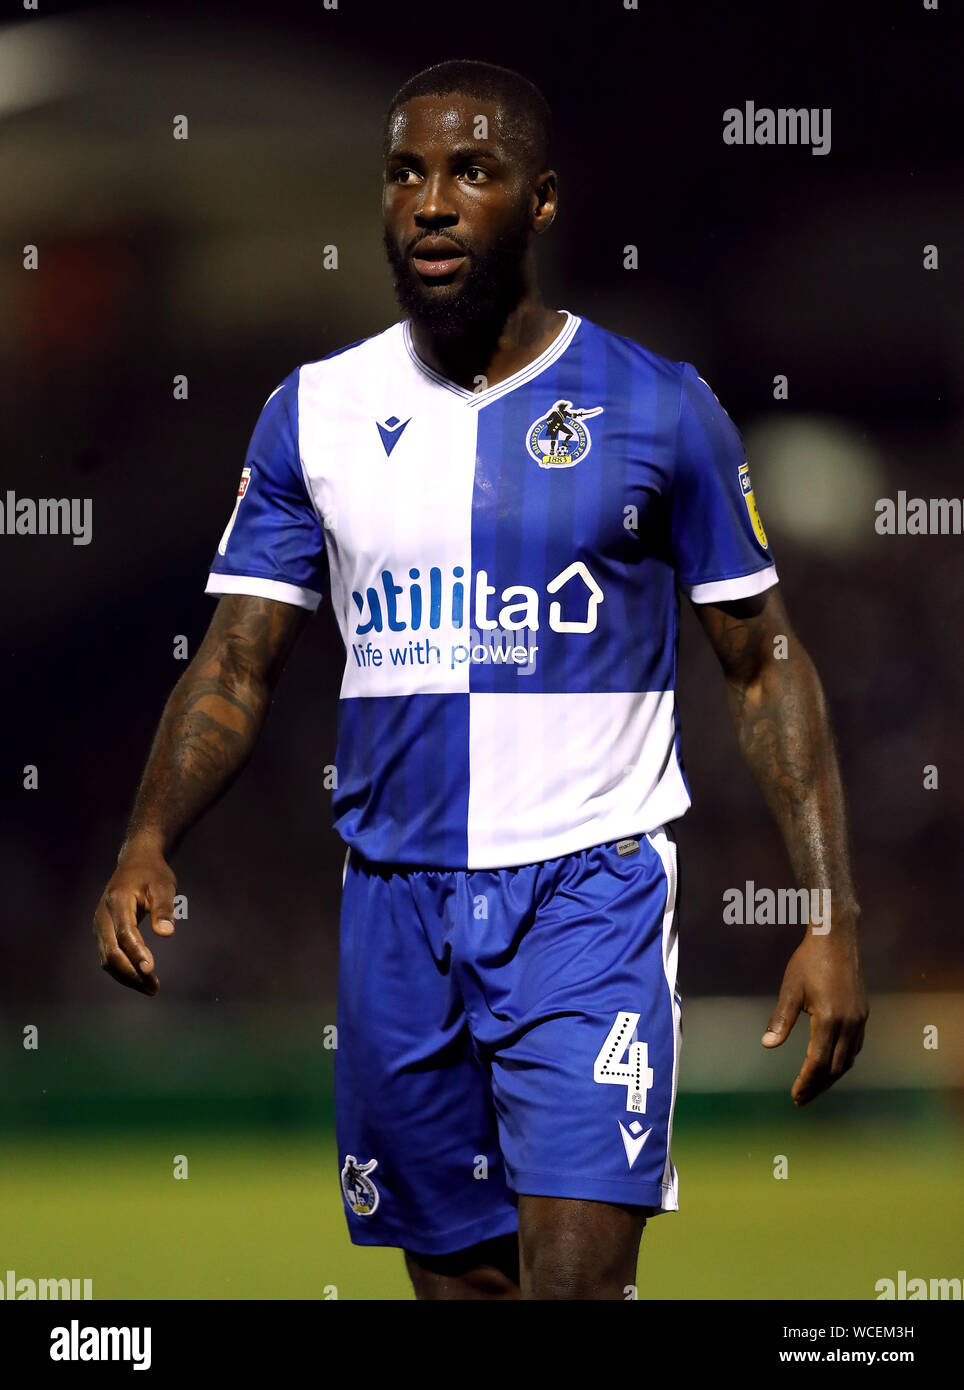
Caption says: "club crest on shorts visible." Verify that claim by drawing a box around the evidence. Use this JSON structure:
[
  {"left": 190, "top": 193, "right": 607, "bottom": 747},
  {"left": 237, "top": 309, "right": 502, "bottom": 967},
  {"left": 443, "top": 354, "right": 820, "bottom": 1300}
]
[
  {"left": 341, "top": 1154, "right": 380, "bottom": 1216},
  {"left": 738, "top": 461, "right": 768, "bottom": 548},
  {"left": 526, "top": 399, "right": 604, "bottom": 469}
]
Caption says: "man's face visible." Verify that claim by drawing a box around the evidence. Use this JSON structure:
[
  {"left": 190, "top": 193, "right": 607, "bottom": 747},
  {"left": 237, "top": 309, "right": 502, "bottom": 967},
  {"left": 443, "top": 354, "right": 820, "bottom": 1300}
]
[{"left": 383, "top": 92, "right": 539, "bottom": 335}]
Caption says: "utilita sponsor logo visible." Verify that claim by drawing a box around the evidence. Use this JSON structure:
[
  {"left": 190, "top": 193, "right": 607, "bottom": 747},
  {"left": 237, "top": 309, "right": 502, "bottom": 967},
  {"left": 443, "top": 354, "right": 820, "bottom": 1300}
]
[{"left": 352, "top": 562, "right": 604, "bottom": 636}]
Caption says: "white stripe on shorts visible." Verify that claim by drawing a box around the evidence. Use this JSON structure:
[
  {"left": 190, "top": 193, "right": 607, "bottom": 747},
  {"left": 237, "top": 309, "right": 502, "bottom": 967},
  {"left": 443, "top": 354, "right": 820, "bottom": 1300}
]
[{"left": 644, "top": 826, "right": 681, "bottom": 1213}]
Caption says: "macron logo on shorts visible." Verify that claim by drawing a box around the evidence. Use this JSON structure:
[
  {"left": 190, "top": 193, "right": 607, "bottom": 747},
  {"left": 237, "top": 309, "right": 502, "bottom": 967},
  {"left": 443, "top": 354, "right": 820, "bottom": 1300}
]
[{"left": 618, "top": 1120, "right": 652, "bottom": 1169}]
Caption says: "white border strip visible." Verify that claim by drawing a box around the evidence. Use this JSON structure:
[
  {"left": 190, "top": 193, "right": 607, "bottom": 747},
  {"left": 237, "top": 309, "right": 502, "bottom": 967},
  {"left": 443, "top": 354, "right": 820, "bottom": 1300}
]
[
  {"left": 645, "top": 825, "right": 681, "bottom": 1212},
  {"left": 204, "top": 572, "right": 322, "bottom": 612},
  {"left": 684, "top": 565, "right": 779, "bottom": 605},
  {"left": 402, "top": 311, "right": 580, "bottom": 408}
]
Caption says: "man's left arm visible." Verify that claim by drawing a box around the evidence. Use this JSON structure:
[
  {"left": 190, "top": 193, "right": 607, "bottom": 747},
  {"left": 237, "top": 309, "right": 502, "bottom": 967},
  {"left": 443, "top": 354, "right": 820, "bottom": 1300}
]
[{"left": 692, "top": 584, "right": 869, "bottom": 1105}]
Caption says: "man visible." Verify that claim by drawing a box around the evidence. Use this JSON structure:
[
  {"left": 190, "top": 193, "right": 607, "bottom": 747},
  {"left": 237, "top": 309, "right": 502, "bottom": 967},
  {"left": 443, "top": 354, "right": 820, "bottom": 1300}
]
[{"left": 93, "top": 59, "right": 868, "bottom": 1300}]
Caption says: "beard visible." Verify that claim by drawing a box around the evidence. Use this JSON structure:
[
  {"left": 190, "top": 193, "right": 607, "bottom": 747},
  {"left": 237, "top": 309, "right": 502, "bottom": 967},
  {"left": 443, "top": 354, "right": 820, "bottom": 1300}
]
[{"left": 383, "top": 209, "right": 531, "bottom": 342}]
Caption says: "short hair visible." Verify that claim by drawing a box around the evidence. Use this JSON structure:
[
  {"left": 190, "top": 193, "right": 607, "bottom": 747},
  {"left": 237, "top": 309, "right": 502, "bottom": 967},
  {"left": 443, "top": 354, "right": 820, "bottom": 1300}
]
[{"left": 385, "top": 59, "right": 552, "bottom": 172}]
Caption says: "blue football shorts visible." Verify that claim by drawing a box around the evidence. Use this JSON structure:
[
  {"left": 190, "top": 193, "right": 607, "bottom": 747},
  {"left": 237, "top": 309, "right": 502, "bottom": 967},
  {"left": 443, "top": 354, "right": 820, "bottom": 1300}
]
[{"left": 334, "top": 828, "right": 682, "bottom": 1255}]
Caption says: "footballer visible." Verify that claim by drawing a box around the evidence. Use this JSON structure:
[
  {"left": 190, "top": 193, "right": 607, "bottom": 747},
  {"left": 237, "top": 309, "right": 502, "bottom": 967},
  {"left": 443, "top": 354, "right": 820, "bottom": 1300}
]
[{"left": 93, "top": 60, "right": 868, "bottom": 1300}]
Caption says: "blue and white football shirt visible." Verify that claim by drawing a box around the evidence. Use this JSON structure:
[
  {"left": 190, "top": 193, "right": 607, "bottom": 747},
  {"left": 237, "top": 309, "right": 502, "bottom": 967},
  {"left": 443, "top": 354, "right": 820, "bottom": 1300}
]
[{"left": 206, "top": 312, "right": 777, "bottom": 869}]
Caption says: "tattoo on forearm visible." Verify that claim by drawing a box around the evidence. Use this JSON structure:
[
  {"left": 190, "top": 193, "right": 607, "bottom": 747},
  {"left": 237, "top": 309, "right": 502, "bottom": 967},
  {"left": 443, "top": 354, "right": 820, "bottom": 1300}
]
[
  {"left": 699, "top": 598, "right": 859, "bottom": 919},
  {"left": 122, "top": 596, "right": 306, "bottom": 854}
]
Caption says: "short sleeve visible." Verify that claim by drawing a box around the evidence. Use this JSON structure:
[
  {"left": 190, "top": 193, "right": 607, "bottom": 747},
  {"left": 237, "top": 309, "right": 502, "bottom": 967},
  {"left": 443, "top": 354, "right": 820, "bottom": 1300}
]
[
  {"left": 205, "top": 368, "right": 326, "bottom": 612},
  {"left": 671, "top": 362, "right": 778, "bottom": 604}
]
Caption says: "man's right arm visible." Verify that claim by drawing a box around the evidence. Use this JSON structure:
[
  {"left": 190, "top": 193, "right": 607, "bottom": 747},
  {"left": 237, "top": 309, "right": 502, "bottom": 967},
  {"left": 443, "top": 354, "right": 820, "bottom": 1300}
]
[{"left": 93, "top": 593, "right": 309, "bottom": 995}]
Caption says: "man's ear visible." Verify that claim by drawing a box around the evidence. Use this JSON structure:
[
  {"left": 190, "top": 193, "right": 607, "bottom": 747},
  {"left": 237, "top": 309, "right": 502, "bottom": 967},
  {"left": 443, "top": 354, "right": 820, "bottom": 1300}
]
[{"left": 533, "top": 170, "right": 557, "bottom": 231}]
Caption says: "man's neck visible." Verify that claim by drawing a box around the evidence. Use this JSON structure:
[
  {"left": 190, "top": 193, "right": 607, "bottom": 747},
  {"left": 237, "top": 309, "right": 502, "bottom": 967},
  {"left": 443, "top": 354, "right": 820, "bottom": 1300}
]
[{"left": 409, "top": 297, "right": 565, "bottom": 393}]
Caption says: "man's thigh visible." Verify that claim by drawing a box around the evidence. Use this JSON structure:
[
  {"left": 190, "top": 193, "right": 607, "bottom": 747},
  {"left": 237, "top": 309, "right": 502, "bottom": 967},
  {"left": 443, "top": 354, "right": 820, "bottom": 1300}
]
[
  {"left": 461, "top": 830, "right": 683, "bottom": 1217},
  {"left": 335, "top": 848, "right": 519, "bottom": 1255}
]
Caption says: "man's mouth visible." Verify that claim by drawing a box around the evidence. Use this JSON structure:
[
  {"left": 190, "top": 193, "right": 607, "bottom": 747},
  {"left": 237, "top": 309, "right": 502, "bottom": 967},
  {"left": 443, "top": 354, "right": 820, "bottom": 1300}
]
[{"left": 411, "top": 236, "right": 468, "bottom": 280}]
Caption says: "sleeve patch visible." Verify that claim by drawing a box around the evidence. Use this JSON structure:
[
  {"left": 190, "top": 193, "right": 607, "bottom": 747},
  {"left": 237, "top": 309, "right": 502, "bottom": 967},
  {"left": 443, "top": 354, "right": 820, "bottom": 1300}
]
[
  {"left": 217, "top": 466, "right": 252, "bottom": 556},
  {"left": 738, "top": 462, "right": 768, "bottom": 548}
]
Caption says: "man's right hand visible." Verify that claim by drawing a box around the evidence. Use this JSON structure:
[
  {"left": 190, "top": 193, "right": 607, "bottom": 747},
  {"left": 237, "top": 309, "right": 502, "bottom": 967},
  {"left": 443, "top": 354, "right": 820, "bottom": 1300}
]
[
  {"left": 93, "top": 842, "right": 177, "bottom": 996},
  {"left": 89, "top": 595, "right": 310, "bottom": 996}
]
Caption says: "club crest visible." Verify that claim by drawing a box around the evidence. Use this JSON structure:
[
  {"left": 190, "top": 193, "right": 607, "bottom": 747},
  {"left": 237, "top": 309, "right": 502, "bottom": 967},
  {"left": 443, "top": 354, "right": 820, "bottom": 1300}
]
[
  {"left": 526, "top": 399, "right": 603, "bottom": 469},
  {"left": 340, "top": 1154, "right": 380, "bottom": 1216}
]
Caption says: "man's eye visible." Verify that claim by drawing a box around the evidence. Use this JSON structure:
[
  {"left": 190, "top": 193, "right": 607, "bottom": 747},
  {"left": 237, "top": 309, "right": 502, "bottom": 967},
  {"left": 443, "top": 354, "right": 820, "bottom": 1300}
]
[
  {"left": 393, "top": 169, "right": 419, "bottom": 184},
  {"left": 463, "top": 166, "right": 488, "bottom": 183}
]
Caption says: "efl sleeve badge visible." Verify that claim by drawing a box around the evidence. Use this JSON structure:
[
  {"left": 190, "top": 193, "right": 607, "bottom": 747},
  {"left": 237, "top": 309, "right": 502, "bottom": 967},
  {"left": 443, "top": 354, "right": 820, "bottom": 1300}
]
[{"left": 738, "top": 462, "right": 768, "bottom": 549}]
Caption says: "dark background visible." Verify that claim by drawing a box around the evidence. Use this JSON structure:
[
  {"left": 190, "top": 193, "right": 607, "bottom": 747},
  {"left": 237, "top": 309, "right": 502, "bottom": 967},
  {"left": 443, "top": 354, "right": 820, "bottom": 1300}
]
[
  {"left": 2, "top": 0, "right": 960, "bottom": 1006},
  {"left": 0, "top": 0, "right": 961, "bottom": 1304}
]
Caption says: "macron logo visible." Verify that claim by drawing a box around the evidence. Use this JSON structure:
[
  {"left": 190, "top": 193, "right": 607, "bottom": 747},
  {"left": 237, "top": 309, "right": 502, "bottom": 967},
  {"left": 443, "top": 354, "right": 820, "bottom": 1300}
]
[
  {"left": 618, "top": 1121, "right": 652, "bottom": 1170},
  {"left": 376, "top": 416, "right": 411, "bottom": 457}
]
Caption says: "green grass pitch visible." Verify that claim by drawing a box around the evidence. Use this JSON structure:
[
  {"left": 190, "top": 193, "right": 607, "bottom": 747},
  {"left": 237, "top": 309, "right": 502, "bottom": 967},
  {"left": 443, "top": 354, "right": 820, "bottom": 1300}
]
[{"left": 2, "top": 1114, "right": 960, "bottom": 1300}]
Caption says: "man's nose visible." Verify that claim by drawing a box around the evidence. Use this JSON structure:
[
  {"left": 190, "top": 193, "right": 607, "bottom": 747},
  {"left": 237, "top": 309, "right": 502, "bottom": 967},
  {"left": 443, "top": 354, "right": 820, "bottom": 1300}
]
[{"left": 415, "top": 172, "right": 458, "bottom": 226}]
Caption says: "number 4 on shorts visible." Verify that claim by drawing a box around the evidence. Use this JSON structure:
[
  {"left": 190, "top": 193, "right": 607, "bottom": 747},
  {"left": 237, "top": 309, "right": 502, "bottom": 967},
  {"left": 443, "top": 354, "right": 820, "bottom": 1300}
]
[{"left": 593, "top": 1011, "right": 654, "bottom": 1114}]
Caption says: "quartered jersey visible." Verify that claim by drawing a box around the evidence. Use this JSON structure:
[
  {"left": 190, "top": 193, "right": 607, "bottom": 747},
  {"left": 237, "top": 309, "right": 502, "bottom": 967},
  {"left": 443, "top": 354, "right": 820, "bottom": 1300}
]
[{"left": 205, "top": 311, "right": 777, "bottom": 869}]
